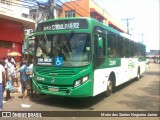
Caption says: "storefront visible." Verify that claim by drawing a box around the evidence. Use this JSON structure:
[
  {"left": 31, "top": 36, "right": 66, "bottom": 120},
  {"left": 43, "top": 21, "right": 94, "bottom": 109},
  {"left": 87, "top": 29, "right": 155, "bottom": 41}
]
[
  {"left": 0, "top": 18, "right": 23, "bottom": 61},
  {"left": 0, "top": 13, "right": 35, "bottom": 62}
]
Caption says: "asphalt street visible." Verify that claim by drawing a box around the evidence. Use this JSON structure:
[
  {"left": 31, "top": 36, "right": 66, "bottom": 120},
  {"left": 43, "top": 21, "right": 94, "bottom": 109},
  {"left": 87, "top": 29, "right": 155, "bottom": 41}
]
[{"left": 1, "top": 63, "right": 160, "bottom": 120}]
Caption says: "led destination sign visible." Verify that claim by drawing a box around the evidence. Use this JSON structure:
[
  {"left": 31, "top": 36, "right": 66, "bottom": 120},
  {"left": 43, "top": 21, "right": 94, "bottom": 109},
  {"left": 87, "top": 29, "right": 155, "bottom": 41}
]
[
  {"left": 37, "top": 19, "right": 88, "bottom": 31},
  {"left": 44, "top": 22, "right": 79, "bottom": 30}
]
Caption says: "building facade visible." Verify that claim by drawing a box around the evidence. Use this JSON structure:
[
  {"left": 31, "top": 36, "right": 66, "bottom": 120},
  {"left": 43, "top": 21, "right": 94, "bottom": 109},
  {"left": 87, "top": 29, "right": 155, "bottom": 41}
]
[
  {"left": 29, "top": 0, "right": 127, "bottom": 33},
  {"left": 0, "top": 0, "right": 35, "bottom": 61},
  {"left": 61, "top": 0, "right": 127, "bottom": 33}
]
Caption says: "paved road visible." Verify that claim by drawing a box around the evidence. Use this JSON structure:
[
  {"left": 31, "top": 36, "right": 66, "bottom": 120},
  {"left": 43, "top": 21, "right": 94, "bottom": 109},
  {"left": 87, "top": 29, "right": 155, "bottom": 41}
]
[{"left": 1, "top": 63, "right": 160, "bottom": 120}]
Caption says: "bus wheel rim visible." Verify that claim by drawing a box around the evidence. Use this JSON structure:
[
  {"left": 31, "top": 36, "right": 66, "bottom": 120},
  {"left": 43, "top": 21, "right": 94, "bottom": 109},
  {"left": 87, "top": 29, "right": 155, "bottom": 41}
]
[{"left": 108, "top": 80, "right": 113, "bottom": 91}]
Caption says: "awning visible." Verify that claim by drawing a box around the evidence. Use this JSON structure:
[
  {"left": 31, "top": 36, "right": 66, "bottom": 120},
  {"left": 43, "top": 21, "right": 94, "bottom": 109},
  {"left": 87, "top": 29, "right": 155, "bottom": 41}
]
[{"left": 0, "top": 12, "right": 35, "bottom": 29}]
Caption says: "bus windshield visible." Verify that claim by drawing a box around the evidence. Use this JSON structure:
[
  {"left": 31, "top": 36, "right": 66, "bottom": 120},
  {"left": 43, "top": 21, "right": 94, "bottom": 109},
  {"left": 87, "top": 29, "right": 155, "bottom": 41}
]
[{"left": 35, "top": 33, "right": 91, "bottom": 67}]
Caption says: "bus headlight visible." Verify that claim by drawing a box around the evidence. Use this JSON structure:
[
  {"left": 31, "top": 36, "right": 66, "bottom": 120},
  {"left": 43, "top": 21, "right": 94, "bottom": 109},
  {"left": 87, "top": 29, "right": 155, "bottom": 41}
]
[
  {"left": 74, "top": 75, "right": 89, "bottom": 88},
  {"left": 82, "top": 76, "right": 89, "bottom": 83},
  {"left": 74, "top": 79, "right": 81, "bottom": 88}
]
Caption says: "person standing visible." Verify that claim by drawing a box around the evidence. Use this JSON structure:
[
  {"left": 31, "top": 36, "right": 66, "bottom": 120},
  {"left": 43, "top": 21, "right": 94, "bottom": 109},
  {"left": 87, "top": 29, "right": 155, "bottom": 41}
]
[
  {"left": 10, "top": 61, "right": 16, "bottom": 86},
  {"left": 3, "top": 57, "right": 12, "bottom": 101},
  {"left": 146, "top": 58, "right": 150, "bottom": 70},
  {"left": 15, "top": 63, "right": 20, "bottom": 87},
  {"left": 6, "top": 57, "right": 15, "bottom": 100},
  {"left": 20, "top": 60, "right": 31, "bottom": 100},
  {"left": 0, "top": 61, "right": 5, "bottom": 110},
  {"left": 10, "top": 57, "right": 16, "bottom": 65},
  {"left": 29, "top": 58, "right": 34, "bottom": 97}
]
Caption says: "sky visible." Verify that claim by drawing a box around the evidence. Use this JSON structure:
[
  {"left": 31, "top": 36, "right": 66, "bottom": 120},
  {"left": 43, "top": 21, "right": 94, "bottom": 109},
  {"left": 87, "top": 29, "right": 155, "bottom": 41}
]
[
  {"left": 36, "top": 0, "right": 159, "bottom": 52},
  {"left": 93, "top": 0, "right": 159, "bottom": 52}
]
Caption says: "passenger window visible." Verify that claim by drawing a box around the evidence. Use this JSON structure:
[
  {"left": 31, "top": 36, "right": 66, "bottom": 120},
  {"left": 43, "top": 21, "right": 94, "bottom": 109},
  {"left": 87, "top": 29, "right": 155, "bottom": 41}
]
[{"left": 107, "top": 32, "right": 117, "bottom": 58}]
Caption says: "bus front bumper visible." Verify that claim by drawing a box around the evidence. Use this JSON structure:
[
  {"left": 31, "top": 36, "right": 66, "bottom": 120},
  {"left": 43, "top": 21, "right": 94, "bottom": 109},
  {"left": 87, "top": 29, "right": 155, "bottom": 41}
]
[{"left": 32, "top": 79, "right": 93, "bottom": 98}]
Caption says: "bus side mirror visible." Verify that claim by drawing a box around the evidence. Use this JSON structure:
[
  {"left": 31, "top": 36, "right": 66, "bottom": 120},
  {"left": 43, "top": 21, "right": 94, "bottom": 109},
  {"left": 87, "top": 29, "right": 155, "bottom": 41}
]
[{"left": 98, "top": 37, "right": 103, "bottom": 48}]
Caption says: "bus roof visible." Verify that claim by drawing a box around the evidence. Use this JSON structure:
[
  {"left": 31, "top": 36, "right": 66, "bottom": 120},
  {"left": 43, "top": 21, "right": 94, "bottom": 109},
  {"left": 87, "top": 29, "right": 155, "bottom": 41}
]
[{"left": 36, "top": 17, "right": 145, "bottom": 46}]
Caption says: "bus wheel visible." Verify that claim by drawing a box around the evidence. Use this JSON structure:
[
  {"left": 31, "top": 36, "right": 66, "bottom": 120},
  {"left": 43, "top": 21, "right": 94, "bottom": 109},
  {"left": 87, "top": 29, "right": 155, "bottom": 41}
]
[{"left": 105, "top": 79, "right": 113, "bottom": 97}]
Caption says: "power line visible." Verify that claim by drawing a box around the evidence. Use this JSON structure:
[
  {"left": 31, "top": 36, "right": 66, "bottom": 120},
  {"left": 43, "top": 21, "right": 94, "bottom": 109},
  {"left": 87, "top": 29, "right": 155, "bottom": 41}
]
[
  {"left": 122, "top": 18, "right": 134, "bottom": 35},
  {"left": 2, "top": 0, "right": 88, "bottom": 19},
  {"left": 0, "top": 0, "right": 37, "bottom": 8},
  {"left": 138, "top": 33, "right": 146, "bottom": 43},
  {"left": 20, "top": 0, "right": 37, "bottom": 6}
]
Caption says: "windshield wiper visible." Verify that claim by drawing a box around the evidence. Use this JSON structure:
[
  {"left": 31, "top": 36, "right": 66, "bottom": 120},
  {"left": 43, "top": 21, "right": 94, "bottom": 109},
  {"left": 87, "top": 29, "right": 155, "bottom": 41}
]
[
  {"left": 44, "top": 33, "right": 48, "bottom": 41},
  {"left": 67, "top": 31, "right": 74, "bottom": 40},
  {"left": 65, "top": 31, "right": 74, "bottom": 53}
]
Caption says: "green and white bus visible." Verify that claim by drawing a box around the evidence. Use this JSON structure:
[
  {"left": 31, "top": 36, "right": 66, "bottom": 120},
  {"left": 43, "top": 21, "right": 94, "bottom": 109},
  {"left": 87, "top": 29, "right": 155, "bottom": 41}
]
[{"left": 32, "top": 17, "right": 146, "bottom": 97}]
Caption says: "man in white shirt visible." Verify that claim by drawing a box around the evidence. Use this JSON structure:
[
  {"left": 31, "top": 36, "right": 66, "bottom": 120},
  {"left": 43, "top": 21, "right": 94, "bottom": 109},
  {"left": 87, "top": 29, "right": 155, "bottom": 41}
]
[
  {"left": 10, "top": 57, "right": 16, "bottom": 65},
  {"left": 0, "top": 61, "right": 5, "bottom": 110}
]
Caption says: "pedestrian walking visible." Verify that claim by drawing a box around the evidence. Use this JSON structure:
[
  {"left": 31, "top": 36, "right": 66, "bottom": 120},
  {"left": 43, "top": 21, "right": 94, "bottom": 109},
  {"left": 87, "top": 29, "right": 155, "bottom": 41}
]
[
  {"left": 146, "top": 58, "right": 150, "bottom": 70},
  {"left": 0, "top": 61, "right": 5, "bottom": 110}
]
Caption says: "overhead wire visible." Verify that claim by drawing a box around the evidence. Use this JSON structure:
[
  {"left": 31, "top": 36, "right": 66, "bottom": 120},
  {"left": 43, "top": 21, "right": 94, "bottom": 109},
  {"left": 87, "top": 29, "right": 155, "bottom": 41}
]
[
  {"left": 0, "top": 0, "right": 37, "bottom": 8},
  {"left": 1, "top": 0, "right": 93, "bottom": 18}
]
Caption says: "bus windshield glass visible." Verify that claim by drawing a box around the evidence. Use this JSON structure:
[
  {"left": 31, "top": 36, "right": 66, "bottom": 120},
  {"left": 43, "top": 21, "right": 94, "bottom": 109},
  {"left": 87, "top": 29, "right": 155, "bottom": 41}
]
[{"left": 35, "top": 33, "right": 91, "bottom": 67}]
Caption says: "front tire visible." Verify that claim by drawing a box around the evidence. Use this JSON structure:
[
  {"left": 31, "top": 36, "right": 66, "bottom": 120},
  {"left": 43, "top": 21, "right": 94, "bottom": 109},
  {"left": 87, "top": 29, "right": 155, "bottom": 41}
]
[
  {"left": 106, "top": 80, "right": 113, "bottom": 96},
  {"left": 104, "top": 79, "right": 113, "bottom": 97}
]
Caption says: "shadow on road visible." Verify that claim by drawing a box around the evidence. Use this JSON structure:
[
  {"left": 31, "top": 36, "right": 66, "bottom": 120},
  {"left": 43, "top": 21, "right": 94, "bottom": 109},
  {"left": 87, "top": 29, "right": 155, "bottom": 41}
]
[
  {"left": 29, "top": 65, "right": 159, "bottom": 110},
  {"left": 30, "top": 93, "right": 106, "bottom": 110},
  {"left": 30, "top": 77, "right": 143, "bottom": 110},
  {"left": 143, "top": 71, "right": 160, "bottom": 76},
  {"left": 117, "top": 76, "right": 159, "bottom": 111}
]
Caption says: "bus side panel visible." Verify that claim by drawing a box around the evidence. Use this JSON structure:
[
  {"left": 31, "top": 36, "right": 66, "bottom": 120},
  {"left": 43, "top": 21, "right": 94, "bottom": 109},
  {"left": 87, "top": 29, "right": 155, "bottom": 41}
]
[
  {"left": 93, "top": 66, "right": 123, "bottom": 96},
  {"left": 93, "top": 69, "right": 108, "bottom": 96},
  {"left": 139, "top": 61, "right": 146, "bottom": 75},
  {"left": 93, "top": 58, "right": 145, "bottom": 96},
  {"left": 116, "top": 58, "right": 140, "bottom": 86}
]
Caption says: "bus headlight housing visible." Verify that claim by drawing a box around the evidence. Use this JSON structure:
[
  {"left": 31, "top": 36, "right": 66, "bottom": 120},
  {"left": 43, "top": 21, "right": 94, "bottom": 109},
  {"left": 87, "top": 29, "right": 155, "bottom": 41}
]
[{"left": 74, "top": 75, "right": 89, "bottom": 88}]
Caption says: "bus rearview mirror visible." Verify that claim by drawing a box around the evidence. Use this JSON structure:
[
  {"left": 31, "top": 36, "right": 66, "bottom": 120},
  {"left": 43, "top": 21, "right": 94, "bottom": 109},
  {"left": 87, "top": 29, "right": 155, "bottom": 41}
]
[{"left": 98, "top": 37, "right": 103, "bottom": 48}]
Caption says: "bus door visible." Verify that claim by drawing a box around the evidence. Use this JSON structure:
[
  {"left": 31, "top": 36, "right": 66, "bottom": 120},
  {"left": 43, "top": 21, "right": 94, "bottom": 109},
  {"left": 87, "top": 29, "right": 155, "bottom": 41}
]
[{"left": 93, "top": 32, "right": 107, "bottom": 96}]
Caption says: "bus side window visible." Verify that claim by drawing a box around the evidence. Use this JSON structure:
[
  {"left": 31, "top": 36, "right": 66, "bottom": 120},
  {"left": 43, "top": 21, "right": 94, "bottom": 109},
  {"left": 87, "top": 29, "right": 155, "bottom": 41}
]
[
  {"left": 117, "top": 36, "right": 125, "bottom": 57},
  {"left": 107, "top": 31, "right": 117, "bottom": 58},
  {"left": 124, "top": 39, "right": 130, "bottom": 58}
]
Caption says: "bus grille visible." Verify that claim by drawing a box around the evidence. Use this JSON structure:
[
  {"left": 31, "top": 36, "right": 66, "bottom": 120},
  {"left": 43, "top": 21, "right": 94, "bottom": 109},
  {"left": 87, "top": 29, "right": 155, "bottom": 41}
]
[
  {"left": 35, "top": 67, "right": 76, "bottom": 77},
  {"left": 41, "top": 84, "right": 71, "bottom": 93}
]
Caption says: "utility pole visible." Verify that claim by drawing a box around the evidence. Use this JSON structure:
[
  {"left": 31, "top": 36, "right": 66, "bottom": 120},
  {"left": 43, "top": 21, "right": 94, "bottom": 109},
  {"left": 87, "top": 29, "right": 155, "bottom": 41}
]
[
  {"left": 122, "top": 18, "right": 134, "bottom": 35},
  {"left": 48, "top": 0, "right": 55, "bottom": 19},
  {"left": 36, "top": 0, "right": 55, "bottom": 19},
  {"left": 139, "top": 33, "right": 146, "bottom": 43}
]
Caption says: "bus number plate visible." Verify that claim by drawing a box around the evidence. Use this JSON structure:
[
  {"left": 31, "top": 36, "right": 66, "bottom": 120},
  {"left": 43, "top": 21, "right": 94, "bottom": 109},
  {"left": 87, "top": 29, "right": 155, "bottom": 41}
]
[{"left": 48, "top": 88, "right": 58, "bottom": 92}]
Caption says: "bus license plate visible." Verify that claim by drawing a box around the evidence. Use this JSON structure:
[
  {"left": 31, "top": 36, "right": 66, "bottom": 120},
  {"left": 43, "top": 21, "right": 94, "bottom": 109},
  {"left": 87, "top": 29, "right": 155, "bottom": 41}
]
[{"left": 48, "top": 88, "right": 58, "bottom": 92}]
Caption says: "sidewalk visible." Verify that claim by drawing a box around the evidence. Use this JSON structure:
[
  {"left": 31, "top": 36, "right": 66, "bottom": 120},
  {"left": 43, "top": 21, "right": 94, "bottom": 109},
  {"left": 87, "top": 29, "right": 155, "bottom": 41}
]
[{"left": 2, "top": 85, "right": 41, "bottom": 111}]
